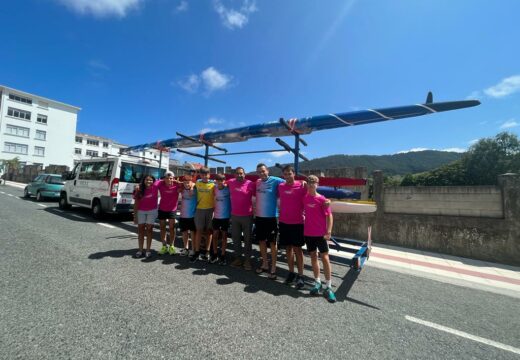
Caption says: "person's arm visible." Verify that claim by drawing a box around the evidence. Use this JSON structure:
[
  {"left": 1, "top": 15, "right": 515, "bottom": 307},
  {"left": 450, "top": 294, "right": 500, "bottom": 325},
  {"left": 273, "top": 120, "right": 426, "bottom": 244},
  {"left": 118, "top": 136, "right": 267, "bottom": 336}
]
[{"left": 324, "top": 212, "right": 333, "bottom": 241}]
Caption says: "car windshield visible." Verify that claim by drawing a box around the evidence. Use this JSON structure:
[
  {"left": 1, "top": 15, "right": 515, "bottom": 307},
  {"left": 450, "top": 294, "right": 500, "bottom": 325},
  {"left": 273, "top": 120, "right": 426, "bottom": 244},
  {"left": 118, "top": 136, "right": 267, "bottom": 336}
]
[
  {"left": 49, "top": 176, "right": 64, "bottom": 185},
  {"left": 119, "top": 162, "right": 166, "bottom": 184}
]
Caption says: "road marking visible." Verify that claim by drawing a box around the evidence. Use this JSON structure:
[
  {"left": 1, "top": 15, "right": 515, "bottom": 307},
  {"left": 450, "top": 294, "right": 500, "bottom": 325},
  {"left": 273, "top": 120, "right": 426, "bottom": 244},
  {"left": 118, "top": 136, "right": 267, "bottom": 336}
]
[
  {"left": 37, "top": 204, "right": 47, "bottom": 207},
  {"left": 405, "top": 316, "right": 520, "bottom": 355},
  {"left": 0, "top": 191, "right": 5, "bottom": 194},
  {"left": 69, "top": 214, "right": 87, "bottom": 220},
  {"left": 97, "top": 223, "right": 116, "bottom": 229},
  {"left": 7, "top": 194, "right": 14, "bottom": 197}
]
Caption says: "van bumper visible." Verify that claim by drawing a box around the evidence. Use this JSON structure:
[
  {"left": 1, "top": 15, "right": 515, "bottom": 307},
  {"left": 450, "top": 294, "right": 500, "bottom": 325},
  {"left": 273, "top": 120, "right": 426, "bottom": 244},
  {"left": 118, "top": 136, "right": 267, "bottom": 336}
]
[{"left": 100, "top": 196, "right": 133, "bottom": 214}]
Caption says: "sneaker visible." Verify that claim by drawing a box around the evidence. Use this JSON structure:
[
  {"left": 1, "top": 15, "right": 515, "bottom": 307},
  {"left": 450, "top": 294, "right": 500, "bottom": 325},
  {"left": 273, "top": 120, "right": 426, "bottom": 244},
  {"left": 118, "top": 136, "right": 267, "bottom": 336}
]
[
  {"left": 218, "top": 255, "right": 228, "bottom": 266},
  {"left": 179, "top": 248, "right": 189, "bottom": 256},
  {"left": 284, "top": 272, "right": 296, "bottom": 285},
  {"left": 168, "top": 246, "right": 177, "bottom": 255},
  {"left": 158, "top": 244, "right": 168, "bottom": 255},
  {"left": 189, "top": 252, "right": 198, "bottom": 263},
  {"left": 310, "top": 281, "right": 322, "bottom": 296},
  {"left": 135, "top": 250, "right": 143, "bottom": 258},
  {"left": 230, "top": 258, "right": 243, "bottom": 268},
  {"left": 295, "top": 276, "right": 305, "bottom": 290},
  {"left": 210, "top": 254, "right": 219, "bottom": 264},
  {"left": 199, "top": 252, "right": 210, "bottom": 262},
  {"left": 243, "top": 258, "right": 252, "bottom": 271},
  {"left": 145, "top": 251, "right": 152, "bottom": 258},
  {"left": 324, "top": 287, "right": 336, "bottom": 303},
  {"left": 189, "top": 250, "right": 195, "bottom": 257}
]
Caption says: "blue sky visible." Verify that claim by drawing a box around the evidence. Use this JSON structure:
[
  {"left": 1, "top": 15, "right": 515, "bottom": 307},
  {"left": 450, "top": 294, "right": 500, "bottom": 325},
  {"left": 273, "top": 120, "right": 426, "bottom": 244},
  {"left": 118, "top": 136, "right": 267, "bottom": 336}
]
[{"left": 1, "top": 0, "right": 519, "bottom": 171}]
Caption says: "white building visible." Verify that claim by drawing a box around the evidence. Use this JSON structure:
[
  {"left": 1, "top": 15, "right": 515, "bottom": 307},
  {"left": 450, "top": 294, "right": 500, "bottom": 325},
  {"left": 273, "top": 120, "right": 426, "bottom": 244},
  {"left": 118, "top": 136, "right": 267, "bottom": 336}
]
[
  {"left": 74, "top": 132, "right": 168, "bottom": 168},
  {"left": 0, "top": 85, "right": 80, "bottom": 168}
]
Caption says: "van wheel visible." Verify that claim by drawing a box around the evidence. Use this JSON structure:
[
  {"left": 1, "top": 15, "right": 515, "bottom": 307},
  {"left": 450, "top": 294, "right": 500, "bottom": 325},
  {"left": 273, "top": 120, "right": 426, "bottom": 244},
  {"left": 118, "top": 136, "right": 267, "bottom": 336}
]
[
  {"left": 59, "top": 193, "right": 71, "bottom": 210},
  {"left": 92, "top": 199, "right": 103, "bottom": 219},
  {"left": 36, "top": 191, "right": 43, "bottom": 202}
]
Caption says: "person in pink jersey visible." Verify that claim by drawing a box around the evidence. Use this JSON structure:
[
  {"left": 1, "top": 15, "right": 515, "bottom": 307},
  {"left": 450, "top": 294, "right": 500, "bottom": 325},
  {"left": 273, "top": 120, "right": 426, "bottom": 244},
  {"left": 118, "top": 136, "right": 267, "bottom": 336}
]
[
  {"left": 157, "top": 171, "right": 181, "bottom": 256},
  {"left": 227, "top": 166, "right": 256, "bottom": 271},
  {"left": 278, "top": 165, "right": 307, "bottom": 289},
  {"left": 133, "top": 174, "right": 159, "bottom": 259},
  {"left": 303, "top": 175, "right": 336, "bottom": 303}
]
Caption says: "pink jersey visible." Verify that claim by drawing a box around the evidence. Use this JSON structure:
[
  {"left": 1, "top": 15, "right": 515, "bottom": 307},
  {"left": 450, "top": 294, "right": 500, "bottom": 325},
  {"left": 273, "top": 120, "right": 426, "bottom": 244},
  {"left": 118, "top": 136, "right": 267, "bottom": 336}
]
[
  {"left": 227, "top": 178, "right": 256, "bottom": 216},
  {"left": 303, "top": 193, "right": 332, "bottom": 237},
  {"left": 134, "top": 183, "right": 159, "bottom": 211},
  {"left": 157, "top": 180, "right": 180, "bottom": 212},
  {"left": 278, "top": 181, "right": 306, "bottom": 224}
]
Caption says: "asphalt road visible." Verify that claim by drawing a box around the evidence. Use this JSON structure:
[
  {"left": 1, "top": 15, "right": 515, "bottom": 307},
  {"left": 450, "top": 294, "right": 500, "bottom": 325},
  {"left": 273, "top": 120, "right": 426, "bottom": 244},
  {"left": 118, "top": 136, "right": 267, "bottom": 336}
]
[{"left": 0, "top": 185, "right": 519, "bottom": 359}]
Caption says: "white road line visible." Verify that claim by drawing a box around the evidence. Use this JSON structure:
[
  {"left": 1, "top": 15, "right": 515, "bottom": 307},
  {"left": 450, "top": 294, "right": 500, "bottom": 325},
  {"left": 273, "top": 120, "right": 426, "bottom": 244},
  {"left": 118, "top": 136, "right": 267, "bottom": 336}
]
[
  {"left": 0, "top": 191, "right": 5, "bottom": 194},
  {"left": 7, "top": 194, "right": 14, "bottom": 197},
  {"left": 97, "top": 223, "right": 116, "bottom": 229},
  {"left": 69, "top": 214, "right": 87, "bottom": 220},
  {"left": 37, "top": 204, "right": 47, "bottom": 207},
  {"left": 405, "top": 316, "right": 520, "bottom": 355}
]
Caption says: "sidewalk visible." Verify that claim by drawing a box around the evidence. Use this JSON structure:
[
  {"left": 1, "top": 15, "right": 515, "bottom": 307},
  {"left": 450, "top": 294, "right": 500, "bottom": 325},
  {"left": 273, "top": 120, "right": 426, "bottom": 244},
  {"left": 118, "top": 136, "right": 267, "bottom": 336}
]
[
  {"left": 2, "top": 180, "right": 26, "bottom": 189},
  {"left": 365, "top": 243, "right": 520, "bottom": 298}
]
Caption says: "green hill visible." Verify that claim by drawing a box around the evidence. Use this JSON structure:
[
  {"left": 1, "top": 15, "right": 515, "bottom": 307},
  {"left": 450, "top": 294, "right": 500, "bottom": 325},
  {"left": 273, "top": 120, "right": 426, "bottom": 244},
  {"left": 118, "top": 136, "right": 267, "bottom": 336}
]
[{"left": 270, "top": 150, "right": 463, "bottom": 176}]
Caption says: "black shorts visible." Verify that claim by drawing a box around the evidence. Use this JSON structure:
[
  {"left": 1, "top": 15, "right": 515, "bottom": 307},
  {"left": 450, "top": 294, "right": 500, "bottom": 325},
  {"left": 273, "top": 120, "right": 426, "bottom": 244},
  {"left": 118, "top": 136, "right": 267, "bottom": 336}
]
[
  {"left": 255, "top": 217, "right": 278, "bottom": 243},
  {"left": 212, "top": 218, "right": 230, "bottom": 232},
  {"left": 158, "top": 210, "right": 176, "bottom": 220},
  {"left": 278, "top": 222, "right": 304, "bottom": 247},
  {"left": 305, "top": 236, "right": 329, "bottom": 253},
  {"left": 179, "top": 217, "right": 196, "bottom": 232}
]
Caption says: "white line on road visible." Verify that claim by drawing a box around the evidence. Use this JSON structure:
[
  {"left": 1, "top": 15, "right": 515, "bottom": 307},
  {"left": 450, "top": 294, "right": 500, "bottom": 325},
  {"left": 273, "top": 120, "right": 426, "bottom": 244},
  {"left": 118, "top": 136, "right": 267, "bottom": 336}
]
[
  {"left": 37, "top": 204, "right": 47, "bottom": 207},
  {"left": 7, "top": 194, "right": 14, "bottom": 197},
  {"left": 97, "top": 223, "right": 116, "bottom": 229},
  {"left": 0, "top": 191, "right": 5, "bottom": 194},
  {"left": 405, "top": 315, "right": 520, "bottom": 355},
  {"left": 69, "top": 214, "right": 87, "bottom": 220}
]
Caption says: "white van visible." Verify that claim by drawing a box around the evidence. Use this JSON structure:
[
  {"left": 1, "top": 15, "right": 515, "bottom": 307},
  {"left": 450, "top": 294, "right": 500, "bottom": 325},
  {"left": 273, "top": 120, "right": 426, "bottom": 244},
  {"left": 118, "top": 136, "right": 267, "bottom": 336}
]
[{"left": 59, "top": 156, "right": 166, "bottom": 218}]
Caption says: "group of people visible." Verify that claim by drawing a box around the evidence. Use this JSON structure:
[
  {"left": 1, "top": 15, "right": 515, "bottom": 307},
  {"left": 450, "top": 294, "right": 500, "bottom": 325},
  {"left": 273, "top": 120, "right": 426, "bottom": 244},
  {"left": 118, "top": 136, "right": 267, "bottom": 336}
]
[{"left": 133, "top": 163, "right": 336, "bottom": 303}]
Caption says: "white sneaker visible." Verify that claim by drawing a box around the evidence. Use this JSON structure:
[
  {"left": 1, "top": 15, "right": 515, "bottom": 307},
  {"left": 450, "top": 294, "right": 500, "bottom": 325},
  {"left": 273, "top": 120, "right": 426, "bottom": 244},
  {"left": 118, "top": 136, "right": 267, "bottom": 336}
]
[{"left": 180, "top": 248, "right": 189, "bottom": 256}]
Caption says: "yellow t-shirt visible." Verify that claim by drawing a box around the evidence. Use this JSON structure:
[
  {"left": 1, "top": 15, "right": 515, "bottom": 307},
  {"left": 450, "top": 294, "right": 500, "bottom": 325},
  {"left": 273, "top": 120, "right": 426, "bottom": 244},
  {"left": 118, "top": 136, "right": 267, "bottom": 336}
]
[{"left": 195, "top": 180, "right": 215, "bottom": 209}]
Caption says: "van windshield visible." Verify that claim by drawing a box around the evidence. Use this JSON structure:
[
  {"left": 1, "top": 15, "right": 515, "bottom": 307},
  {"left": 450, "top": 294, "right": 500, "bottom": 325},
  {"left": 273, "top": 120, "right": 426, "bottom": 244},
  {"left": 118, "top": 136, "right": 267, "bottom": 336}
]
[{"left": 119, "top": 162, "right": 166, "bottom": 183}]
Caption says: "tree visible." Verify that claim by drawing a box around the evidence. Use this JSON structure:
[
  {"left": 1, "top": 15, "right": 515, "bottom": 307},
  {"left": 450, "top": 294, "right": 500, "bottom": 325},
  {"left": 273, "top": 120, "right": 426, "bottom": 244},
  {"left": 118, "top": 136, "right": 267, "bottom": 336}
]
[{"left": 1, "top": 157, "right": 21, "bottom": 180}]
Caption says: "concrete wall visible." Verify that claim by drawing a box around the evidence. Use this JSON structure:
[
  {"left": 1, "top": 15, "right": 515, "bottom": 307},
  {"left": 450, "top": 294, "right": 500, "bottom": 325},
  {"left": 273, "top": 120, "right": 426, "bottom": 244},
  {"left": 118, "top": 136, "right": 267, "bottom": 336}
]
[{"left": 333, "top": 172, "right": 520, "bottom": 266}]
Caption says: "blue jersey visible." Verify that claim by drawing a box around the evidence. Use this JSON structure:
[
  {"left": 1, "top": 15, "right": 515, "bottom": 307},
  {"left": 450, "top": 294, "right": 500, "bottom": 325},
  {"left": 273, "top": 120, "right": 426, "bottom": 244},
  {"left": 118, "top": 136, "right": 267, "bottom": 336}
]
[
  {"left": 180, "top": 186, "right": 197, "bottom": 218},
  {"left": 214, "top": 186, "right": 231, "bottom": 219},
  {"left": 255, "top": 176, "right": 284, "bottom": 217}
]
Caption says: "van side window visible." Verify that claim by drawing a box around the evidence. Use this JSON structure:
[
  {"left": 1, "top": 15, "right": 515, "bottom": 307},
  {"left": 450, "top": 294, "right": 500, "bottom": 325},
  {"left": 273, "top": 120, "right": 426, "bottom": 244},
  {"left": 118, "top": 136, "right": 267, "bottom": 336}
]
[{"left": 79, "top": 162, "right": 95, "bottom": 180}]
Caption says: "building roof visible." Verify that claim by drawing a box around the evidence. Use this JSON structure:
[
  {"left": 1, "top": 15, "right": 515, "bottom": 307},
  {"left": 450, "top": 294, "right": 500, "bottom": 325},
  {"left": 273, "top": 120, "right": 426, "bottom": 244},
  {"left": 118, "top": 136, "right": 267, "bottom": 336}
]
[{"left": 1, "top": 84, "right": 81, "bottom": 111}]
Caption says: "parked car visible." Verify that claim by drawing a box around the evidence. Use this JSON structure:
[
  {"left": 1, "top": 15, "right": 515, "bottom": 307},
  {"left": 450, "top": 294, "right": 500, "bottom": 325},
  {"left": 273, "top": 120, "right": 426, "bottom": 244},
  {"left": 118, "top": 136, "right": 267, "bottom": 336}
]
[{"left": 24, "top": 174, "right": 65, "bottom": 201}]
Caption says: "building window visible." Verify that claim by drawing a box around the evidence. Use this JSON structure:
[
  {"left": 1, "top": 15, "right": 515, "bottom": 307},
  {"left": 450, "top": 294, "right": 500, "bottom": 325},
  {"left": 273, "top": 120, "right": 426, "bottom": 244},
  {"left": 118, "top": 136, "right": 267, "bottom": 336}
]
[
  {"left": 87, "top": 139, "right": 99, "bottom": 146},
  {"left": 75, "top": 148, "right": 82, "bottom": 155},
  {"left": 35, "top": 130, "right": 46, "bottom": 141},
  {"left": 7, "top": 107, "right": 31, "bottom": 120},
  {"left": 36, "top": 114, "right": 47, "bottom": 124},
  {"left": 5, "top": 124, "right": 30, "bottom": 138},
  {"left": 75, "top": 136, "right": 83, "bottom": 143},
  {"left": 3, "top": 142, "right": 28, "bottom": 155},
  {"left": 86, "top": 150, "right": 98, "bottom": 157},
  {"left": 9, "top": 93, "right": 32, "bottom": 105},
  {"left": 34, "top": 146, "right": 45, "bottom": 156},
  {"left": 103, "top": 142, "right": 109, "bottom": 148}
]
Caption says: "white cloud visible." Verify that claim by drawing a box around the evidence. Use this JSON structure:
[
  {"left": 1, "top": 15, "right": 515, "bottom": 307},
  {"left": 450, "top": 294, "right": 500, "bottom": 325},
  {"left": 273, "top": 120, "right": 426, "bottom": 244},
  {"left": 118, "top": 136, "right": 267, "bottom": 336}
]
[
  {"left": 442, "top": 147, "right": 466, "bottom": 153},
  {"left": 88, "top": 60, "right": 110, "bottom": 71},
  {"left": 177, "top": 67, "right": 233, "bottom": 94},
  {"left": 500, "top": 119, "right": 519, "bottom": 129},
  {"left": 270, "top": 151, "right": 291, "bottom": 158},
  {"left": 484, "top": 75, "right": 520, "bottom": 98},
  {"left": 177, "top": 74, "right": 201, "bottom": 93},
  {"left": 213, "top": 0, "right": 257, "bottom": 30},
  {"left": 201, "top": 67, "right": 232, "bottom": 92},
  {"left": 397, "top": 147, "right": 466, "bottom": 154},
  {"left": 468, "top": 139, "right": 479, "bottom": 145},
  {"left": 175, "top": 1, "right": 188, "bottom": 13},
  {"left": 57, "top": 0, "right": 143, "bottom": 17},
  {"left": 206, "top": 117, "right": 225, "bottom": 125}
]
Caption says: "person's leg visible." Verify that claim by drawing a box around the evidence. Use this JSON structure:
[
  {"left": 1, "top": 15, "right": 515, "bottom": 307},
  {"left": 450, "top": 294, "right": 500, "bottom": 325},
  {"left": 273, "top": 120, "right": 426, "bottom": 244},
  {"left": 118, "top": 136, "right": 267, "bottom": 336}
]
[
  {"left": 310, "top": 251, "right": 320, "bottom": 280},
  {"left": 231, "top": 216, "right": 243, "bottom": 259},
  {"left": 160, "top": 219, "right": 167, "bottom": 244},
  {"left": 145, "top": 224, "right": 153, "bottom": 252},
  {"left": 221, "top": 230, "right": 227, "bottom": 255},
  {"left": 168, "top": 218, "right": 176, "bottom": 246},
  {"left": 138, "top": 224, "right": 145, "bottom": 252},
  {"left": 321, "top": 252, "right": 332, "bottom": 287},
  {"left": 294, "top": 247, "right": 304, "bottom": 276},
  {"left": 269, "top": 241, "right": 277, "bottom": 274},
  {"left": 286, "top": 246, "right": 294, "bottom": 273},
  {"left": 258, "top": 240, "right": 268, "bottom": 270},
  {"left": 243, "top": 216, "right": 253, "bottom": 259}
]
